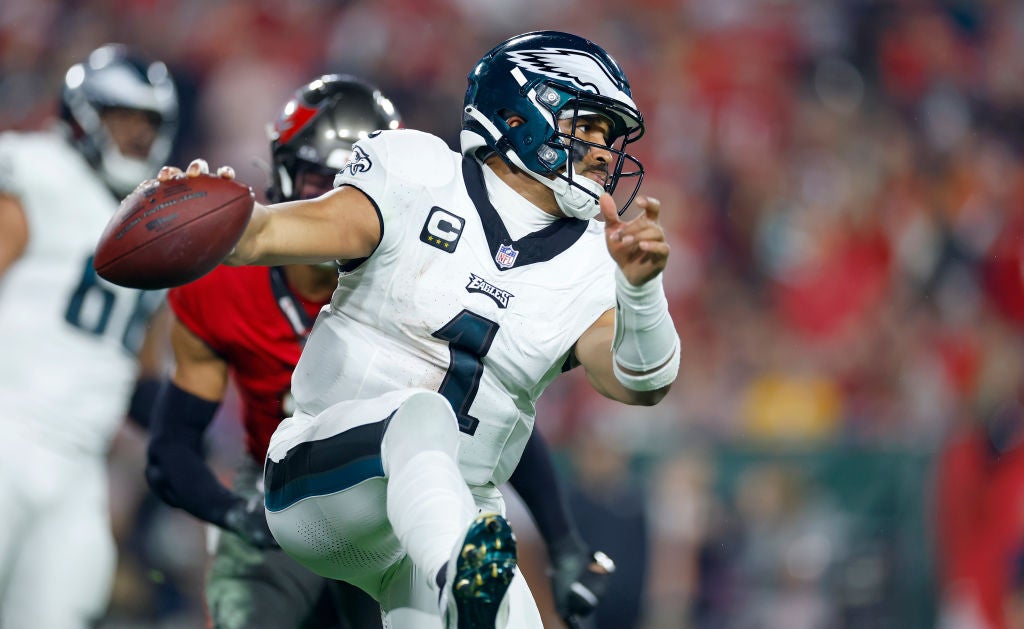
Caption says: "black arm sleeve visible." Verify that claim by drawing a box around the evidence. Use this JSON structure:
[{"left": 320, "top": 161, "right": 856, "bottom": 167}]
[
  {"left": 146, "top": 381, "right": 243, "bottom": 529},
  {"left": 508, "top": 430, "right": 587, "bottom": 560},
  {"left": 127, "top": 378, "right": 162, "bottom": 429}
]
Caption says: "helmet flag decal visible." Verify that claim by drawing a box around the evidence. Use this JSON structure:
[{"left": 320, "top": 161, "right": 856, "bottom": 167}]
[
  {"left": 275, "top": 103, "right": 320, "bottom": 146},
  {"left": 506, "top": 48, "right": 621, "bottom": 96}
]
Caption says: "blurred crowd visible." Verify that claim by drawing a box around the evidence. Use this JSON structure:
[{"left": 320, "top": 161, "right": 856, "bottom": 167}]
[{"left": 5, "top": 0, "right": 1024, "bottom": 627}]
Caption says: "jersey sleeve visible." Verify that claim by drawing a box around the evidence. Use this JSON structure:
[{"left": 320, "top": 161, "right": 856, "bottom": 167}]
[
  {"left": 168, "top": 276, "right": 225, "bottom": 355},
  {"left": 331, "top": 132, "right": 391, "bottom": 208},
  {"left": 333, "top": 129, "right": 460, "bottom": 257}
]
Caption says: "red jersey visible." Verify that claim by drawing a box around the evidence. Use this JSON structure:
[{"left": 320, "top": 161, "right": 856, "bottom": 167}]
[
  {"left": 168, "top": 266, "right": 326, "bottom": 461},
  {"left": 983, "top": 213, "right": 1024, "bottom": 329}
]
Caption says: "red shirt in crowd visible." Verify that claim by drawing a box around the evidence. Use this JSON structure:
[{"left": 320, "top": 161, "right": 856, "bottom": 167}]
[{"left": 935, "top": 424, "right": 1024, "bottom": 629}]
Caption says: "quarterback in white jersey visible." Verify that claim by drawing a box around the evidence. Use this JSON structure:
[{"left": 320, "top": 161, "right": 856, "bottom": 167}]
[
  {"left": 0, "top": 44, "right": 177, "bottom": 627},
  {"left": 291, "top": 128, "right": 618, "bottom": 487},
  {"left": 157, "top": 30, "right": 679, "bottom": 629}
]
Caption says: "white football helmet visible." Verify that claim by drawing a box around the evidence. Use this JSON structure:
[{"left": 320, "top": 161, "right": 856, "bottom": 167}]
[{"left": 60, "top": 44, "right": 179, "bottom": 197}]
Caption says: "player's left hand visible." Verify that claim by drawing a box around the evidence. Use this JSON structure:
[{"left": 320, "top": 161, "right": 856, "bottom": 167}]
[
  {"left": 600, "top": 194, "right": 669, "bottom": 286},
  {"left": 224, "top": 497, "right": 279, "bottom": 550},
  {"left": 550, "top": 546, "right": 616, "bottom": 627}
]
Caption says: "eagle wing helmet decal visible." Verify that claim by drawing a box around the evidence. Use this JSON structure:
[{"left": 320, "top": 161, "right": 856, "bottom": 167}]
[{"left": 506, "top": 47, "right": 634, "bottom": 104}]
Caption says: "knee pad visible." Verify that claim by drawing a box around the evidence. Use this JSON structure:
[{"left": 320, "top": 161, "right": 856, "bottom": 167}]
[{"left": 381, "top": 390, "right": 460, "bottom": 476}]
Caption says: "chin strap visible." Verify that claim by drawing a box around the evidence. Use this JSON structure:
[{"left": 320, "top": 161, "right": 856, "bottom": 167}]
[
  {"left": 611, "top": 268, "right": 680, "bottom": 391},
  {"left": 554, "top": 165, "right": 602, "bottom": 220}
]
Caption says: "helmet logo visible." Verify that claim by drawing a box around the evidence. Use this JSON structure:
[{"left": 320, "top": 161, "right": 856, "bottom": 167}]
[
  {"left": 506, "top": 48, "right": 620, "bottom": 96},
  {"left": 495, "top": 243, "right": 519, "bottom": 269},
  {"left": 276, "top": 103, "right": 319, "bottom": 146}
]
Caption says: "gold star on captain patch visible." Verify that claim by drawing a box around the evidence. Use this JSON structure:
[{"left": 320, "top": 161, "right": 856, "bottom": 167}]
[{"left": 444, "top": 243, "right": 450, "bottom": 248}]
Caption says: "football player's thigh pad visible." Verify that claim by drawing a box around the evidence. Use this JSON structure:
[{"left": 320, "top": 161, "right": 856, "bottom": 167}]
[{"left": 381, "top": 389, "right": 460, "bottom": 475}]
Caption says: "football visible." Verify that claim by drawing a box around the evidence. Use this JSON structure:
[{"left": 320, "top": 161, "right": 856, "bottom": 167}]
[{"left": 94, "top": 175, "right": 255, "bottom": 289}]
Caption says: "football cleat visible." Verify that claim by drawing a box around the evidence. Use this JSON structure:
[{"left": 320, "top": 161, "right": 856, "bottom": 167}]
[{"left": 442, "top": 513, "right": 518, "bottom": 629}]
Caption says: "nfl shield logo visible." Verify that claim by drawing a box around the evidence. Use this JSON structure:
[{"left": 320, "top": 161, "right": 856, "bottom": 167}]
[{"left": 495, "top": 243, "right": 519, "bottom": 269}]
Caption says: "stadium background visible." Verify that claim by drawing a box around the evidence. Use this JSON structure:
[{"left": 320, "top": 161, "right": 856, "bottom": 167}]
[{"left": 5, "top": 0, "right": 1024, "bottom": 627}]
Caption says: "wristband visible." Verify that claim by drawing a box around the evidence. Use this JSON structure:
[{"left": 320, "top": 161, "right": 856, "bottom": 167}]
[{"left": 611, "top": 268, "right": 680, "bottom": 391}]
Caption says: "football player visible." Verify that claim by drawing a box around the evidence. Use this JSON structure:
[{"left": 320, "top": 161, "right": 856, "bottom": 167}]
[
  {"left": 0, "top": 44, "right": 178, "bottom": 626},
  {"left": 146, "top": 75, "right": 393, "bottom": 629},
  {"left": 146, "top": 74, "right": 612, "bottom": 629},
  {"left": 156, "top": 30, "right": 677, "bottom": 629}
]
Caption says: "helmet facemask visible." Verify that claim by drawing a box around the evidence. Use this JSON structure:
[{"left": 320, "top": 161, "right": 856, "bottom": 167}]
[
  {"left": 537, "top": 83, "right": 644, "bottom": 219},
  {"left": 271, "top": 148, "right": 353, "bottom": 203},
  {"left": 98, "top": 138, "right": 159, "bottom": 196}
]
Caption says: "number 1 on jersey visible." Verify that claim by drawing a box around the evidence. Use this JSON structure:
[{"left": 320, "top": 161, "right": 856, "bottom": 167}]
[{"left": 432, "top": 310, "right": 499, "bottom": 435}]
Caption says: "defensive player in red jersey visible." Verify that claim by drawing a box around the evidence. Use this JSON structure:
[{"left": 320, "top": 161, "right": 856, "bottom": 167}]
[
  {"left": 146, "top": 75, "right": 612, "bottom": 628},
  {"left": 146, "top": 76, "right": 394, "bottom": 629}
]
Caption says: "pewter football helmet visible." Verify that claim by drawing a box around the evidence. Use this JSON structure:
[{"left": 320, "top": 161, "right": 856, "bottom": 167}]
[{"left": 268, "top": 74, "right": 401, "bottom": 203}]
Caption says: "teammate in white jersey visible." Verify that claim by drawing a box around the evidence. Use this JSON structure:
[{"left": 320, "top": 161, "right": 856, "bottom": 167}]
[
  {"left": 156, "top": 30, "right": 678, "bottom": 629},
  {"left": 0, "top": 44, "right": 178, "bottom": 627}
]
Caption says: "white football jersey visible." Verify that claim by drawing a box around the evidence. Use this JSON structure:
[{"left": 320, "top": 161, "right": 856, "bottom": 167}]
[
  {"left": 0, "top": 131, "right": 163, "bottom": 454},
  {"left": 292, "top": 130, "right": 615, "bottom": 486}
]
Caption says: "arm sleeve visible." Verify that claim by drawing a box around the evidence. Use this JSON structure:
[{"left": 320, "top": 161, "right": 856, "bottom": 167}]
[
  {"left": 127, "top": 378, "right": 162, "bottom": 429},
  {"left": 508, "top": 430, "right": 587, "bottom": 560},
  {"left": 146, "top": 381, "right": 242, "bottom": 528}
]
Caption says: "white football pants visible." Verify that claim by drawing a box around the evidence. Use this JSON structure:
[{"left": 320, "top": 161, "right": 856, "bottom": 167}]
[
  {"left": 0, "top": 426, "right": 115, "bottom": 628},
  {"left": 264, "top": 388, "right": 542, "bottom": 628}
]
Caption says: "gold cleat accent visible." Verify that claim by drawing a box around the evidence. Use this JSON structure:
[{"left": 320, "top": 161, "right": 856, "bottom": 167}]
[{"left": 448, "top": 513, "right": 518, "bottom": 629}]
